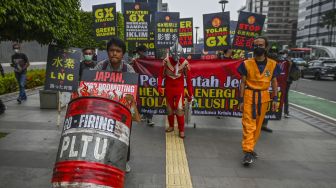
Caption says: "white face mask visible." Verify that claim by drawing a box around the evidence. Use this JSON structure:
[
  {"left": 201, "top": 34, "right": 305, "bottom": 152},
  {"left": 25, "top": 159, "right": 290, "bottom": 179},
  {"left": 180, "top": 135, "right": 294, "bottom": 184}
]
[{"left": 14, "top": 49, "right": 19, "bottom": 53}]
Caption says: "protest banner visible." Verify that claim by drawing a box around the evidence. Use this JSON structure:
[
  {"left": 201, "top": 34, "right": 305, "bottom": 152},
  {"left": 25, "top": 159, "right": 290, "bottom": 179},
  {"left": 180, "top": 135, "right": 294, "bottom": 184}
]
[
  {"left": 232, "top": 11, "right": 266, "bottom": 51},
  {"left": 45, "top": 46, "right": 80, "bottom": 92},
  {"left": 133, "top": 58, "right": 288, "bottom": 120},
  {"left": 203, "top": 12, "right": 230, "bottom": 51},
  {"left": 155, "top": 12, "right": 180, "bottom": 48},
  {"left": 93, "top": 3, "right": 117, "bottom": 41},
  {"left": 124, "top": 3, "right": 150, "bottom": 41},
  {"left": 179, "top": 18, "right": 193, "bottom": 48}
]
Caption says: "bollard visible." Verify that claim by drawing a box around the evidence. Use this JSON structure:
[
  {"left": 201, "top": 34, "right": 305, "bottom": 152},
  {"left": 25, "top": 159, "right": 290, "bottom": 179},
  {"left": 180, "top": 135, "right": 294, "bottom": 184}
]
[{"left": 51, "top": 96, "right": 132, "bottom": 188}]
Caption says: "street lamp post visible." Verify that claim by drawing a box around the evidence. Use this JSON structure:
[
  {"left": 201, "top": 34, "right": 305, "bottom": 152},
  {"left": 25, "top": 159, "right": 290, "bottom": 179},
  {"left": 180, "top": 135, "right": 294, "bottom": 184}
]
[
  {"left": 219, "top": 0, "right": 229, "bottom": 12},
  {"left": 194, "top": 26, "right": 199, "bottom": 53}
]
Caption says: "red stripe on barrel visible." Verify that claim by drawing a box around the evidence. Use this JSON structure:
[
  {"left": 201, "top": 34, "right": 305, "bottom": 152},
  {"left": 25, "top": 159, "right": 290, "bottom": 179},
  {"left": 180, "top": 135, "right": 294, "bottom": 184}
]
[
  {"left": 66, "top": 97, "right": 132, "bottom": 128},
  {"left": 52, "top": 160, "right": 125, "bottom": 187}
]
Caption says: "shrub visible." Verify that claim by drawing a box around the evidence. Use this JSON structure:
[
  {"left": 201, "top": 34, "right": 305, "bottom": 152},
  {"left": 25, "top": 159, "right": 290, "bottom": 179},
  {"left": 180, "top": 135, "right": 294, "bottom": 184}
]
[{"left": 0, "top": 69, "right": 46, "bottom": 95}]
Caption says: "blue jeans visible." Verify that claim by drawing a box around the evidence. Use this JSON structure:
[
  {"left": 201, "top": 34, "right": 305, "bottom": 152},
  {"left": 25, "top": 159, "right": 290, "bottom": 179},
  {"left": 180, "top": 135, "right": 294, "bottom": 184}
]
[{"left": 15, "top": 73, "right": 27, "bottom": 100}]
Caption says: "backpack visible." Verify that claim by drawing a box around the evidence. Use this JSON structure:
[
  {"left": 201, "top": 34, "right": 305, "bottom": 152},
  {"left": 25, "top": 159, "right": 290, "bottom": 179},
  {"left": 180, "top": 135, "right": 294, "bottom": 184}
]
[
  {"left": 0, "top": 100, "right": 6, "bottom": 115},
  {"left": 289, "top": 62, "right": 301, "bottom": 81}
]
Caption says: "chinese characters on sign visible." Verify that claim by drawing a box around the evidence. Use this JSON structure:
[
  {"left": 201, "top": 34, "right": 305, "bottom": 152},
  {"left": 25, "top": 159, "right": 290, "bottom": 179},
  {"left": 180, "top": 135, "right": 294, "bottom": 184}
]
[
  {"left": 124, "top": 3, "right": 150, "bottom": 41},
  {"left": 155, "top": 12, "right": 180, "bottom": 48},
  {"left": 232, "top": 11, "right": 266, "bottom": 51},
  {"left": 44, "top": 46, "right": 80, "bottom": 92},
  {"left": 203, "top": 12, "right": 231, "bottom": 51},
  {"left": 93, "top": 3, "right": 117, "bottom": 41},
  {"left": 179, "top": 18, "right": 193, "bottom": 48}
]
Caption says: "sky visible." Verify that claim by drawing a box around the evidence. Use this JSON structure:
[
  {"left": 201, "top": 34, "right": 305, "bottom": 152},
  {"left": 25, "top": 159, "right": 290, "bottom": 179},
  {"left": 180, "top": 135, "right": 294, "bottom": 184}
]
[{"left": 81, "top": 0, "right": 246, "bottom": 41}]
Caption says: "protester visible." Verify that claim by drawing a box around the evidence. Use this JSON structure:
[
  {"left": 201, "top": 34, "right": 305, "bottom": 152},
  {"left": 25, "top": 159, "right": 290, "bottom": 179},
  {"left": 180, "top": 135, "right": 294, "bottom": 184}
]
[
  {"left": 94, "top": 37, "right": 136, "bottom": 173},
  {"left": 79, "top": 48, "right": 96, "bottom": 80},
  {"left": 237, "top": 36, "right": 281, "bottom": 166},
  {"left": 133, "top": 45, "right": 155, "bottom": 126},
  {"left": 260, "top": 45, "right": 280, "bottom": 133},
  {"left": 279, "top": 50, "right": 293, "bottom": 118},
  {"left": 11, "top": 43, "right": 30, "bottom": 104},
  {"left": 157, "top": 41, "right": 193, "bottom": 139}
]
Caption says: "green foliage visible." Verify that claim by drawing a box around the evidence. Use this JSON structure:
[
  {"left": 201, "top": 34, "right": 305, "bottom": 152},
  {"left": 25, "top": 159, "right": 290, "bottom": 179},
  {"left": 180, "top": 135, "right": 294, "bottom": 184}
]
[
  {"left": 117, "top": 12, "right": 125, "bottom": 40},
  {"left": 0, "top": 69, "right": 45, "bottom": 95},
  {"left": 0, "top": 0, "right": 81, "bottom": 47},
  {"left": 69, "top": 11, "right": 105, "bottom": 49}
]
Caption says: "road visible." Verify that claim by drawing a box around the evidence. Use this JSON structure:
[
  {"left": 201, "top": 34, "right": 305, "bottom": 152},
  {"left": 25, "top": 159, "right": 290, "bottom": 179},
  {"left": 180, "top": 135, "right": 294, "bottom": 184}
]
[
  {"left": 1, "top": 62, "right": 46, "bottom": 74},
  {"left": 290, "top": 78, "right": 336, "bottom": 101}
]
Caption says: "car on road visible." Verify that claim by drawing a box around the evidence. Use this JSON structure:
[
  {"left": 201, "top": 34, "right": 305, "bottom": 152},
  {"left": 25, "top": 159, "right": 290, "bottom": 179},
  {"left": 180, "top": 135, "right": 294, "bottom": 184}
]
[
  {"left": 301, "top": 60, "right": 336, "bottom": 80},
  {"left": 291, "top": 58, "right": 307, "bottom": 70}
]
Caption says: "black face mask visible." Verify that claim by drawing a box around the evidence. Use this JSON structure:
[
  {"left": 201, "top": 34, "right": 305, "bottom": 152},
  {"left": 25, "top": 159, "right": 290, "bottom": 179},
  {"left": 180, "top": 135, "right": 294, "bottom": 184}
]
[{"left": 254, "top": 47, "right": 266, "bottom": 57}]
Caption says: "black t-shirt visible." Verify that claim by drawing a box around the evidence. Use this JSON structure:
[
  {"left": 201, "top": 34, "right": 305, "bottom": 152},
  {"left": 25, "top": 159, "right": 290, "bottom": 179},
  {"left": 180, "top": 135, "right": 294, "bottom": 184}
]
[{"left": 11, "top": 53, "right": 29, "bottom": 74}]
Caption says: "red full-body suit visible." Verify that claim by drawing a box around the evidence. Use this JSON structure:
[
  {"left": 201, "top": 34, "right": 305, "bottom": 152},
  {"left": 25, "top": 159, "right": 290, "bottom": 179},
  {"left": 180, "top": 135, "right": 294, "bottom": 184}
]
[{"left": 157, "top": 57, "right": 193, "bottom": 134}]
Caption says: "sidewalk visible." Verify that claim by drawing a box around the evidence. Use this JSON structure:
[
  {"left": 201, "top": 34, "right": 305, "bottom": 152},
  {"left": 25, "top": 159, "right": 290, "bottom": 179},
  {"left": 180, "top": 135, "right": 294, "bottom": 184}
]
[{"left": 0, "top": 93, "right": 336, "bottom": 188}]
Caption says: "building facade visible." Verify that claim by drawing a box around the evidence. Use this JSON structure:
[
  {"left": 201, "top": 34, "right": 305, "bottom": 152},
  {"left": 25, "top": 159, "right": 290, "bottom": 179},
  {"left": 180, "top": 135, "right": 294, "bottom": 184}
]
[
  {"left": 161, "top": 3, "right": 169, "bottom": 12},
  {"left": 240, "top": 0, "right": 299, "bottom": 47},
  {"left": 296, "top": 0, "right": 336, "bottom": 47}
]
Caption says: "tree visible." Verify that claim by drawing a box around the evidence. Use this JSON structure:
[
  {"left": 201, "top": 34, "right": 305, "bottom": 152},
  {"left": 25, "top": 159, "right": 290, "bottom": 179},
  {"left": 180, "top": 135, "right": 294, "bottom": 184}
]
[
  {"left": 69, "top": 11, "right": 105, "bottom": 49},
  {"left": 117, "top": 12, "right": 125, "bottom": 40},
  {"left": 0, "top": 0, "right": 81, "bottom": 47},
  {"left": 320, "top": 9, "right": 336, "bottom": 46},
  {"left": 70, "top": 11, "right": 125, "bottom": 50}
]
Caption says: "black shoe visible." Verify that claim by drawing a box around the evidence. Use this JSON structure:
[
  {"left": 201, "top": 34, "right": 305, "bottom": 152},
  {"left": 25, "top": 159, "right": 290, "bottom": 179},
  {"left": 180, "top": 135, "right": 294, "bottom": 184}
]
[
  {"left": 242, "top": 152, "right": 254, "bottom": 166},
  {"left": 251, "top": 151, "right": 258, "bottom": 159},
  {"left": 17, "top": 98, "right": 22, "bottom": 104},
  {"left": 261, "top": 126, "right": 273, "bottom": 133},
  {"left": 147, "top": 119, "right": 154, "bottom": 126}
]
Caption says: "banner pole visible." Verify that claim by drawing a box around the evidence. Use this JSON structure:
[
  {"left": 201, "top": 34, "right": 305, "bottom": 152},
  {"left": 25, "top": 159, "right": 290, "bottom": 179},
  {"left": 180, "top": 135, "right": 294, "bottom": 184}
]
[{"left": 57, "top": 91, "right": 61, "bottom": 127}]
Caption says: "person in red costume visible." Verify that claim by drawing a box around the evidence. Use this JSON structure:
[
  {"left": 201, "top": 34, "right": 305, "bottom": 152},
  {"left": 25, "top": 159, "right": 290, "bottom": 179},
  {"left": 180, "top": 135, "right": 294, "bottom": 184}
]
[{"left": 157, "top": 41, "right": 193, "bottom": 139}]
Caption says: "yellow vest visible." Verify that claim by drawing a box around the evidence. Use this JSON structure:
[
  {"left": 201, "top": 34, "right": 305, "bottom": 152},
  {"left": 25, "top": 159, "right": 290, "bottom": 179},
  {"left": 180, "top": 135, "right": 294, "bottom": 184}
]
[{"left": 243, "top": 58, "right": 277, "bottom": 104}]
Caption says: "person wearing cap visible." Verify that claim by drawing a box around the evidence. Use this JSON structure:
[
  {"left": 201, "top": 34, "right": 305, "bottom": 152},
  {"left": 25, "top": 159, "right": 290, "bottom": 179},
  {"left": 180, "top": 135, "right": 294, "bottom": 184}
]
[{"left": 11, "top": 43, "right": 30, "bottom": 104}]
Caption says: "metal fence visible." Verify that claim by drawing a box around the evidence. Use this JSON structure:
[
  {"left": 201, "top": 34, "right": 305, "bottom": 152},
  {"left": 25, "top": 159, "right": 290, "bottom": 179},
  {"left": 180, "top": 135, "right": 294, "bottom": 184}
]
[{"left": 0, "top": 41, "right": 48, "bottom": 63}]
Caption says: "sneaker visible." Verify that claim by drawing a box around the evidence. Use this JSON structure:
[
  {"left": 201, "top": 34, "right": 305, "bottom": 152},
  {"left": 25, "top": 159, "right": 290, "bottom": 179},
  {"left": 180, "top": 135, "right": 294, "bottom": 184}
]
[
  {"left": 242, "top": 152, "right": 254, "bottom": 166},
  {"left": 17, "top": 98, "right": 21, "bottom": 104},
  {"left": 284, "top": 114, "right": 291, "bottom": 118},
  {"left": 261, "top": 126, "right": 273, "bottom": 133},
  {"left": 147, "top": 119, "right": 154, "bottom": 126},
  {"left": 251, "top": 151, "right": 258, "bottom": 159},
  {"left": 125, "top": 162, "right": 131, "bottom": 173}
]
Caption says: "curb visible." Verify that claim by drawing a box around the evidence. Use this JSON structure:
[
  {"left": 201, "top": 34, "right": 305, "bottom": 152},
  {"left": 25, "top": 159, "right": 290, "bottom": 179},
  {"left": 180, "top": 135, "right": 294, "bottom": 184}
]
[
  {"left": 0, "top": 86, "right": 43, "bottom": 101},
  {"left": 290, "top": 102, "right": 336, "bottom": 124}
]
